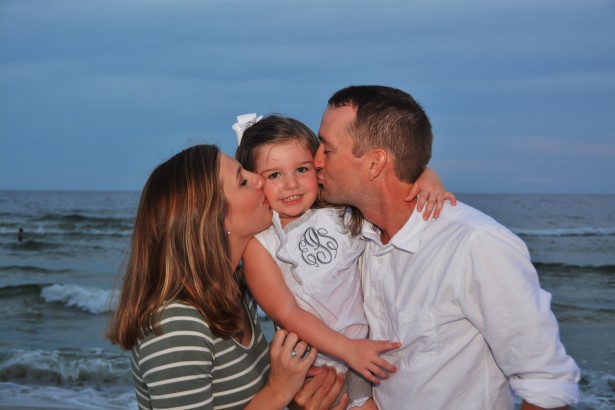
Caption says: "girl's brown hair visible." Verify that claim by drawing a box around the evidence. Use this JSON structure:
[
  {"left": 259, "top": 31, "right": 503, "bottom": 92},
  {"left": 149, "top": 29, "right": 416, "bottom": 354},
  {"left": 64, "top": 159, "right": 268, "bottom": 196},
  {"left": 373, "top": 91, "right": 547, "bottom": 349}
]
[
  {"left": 235, "top": 115, "right": 364, "bottom": 235},
  {"left": 107, "top": 144, "right": 242, "bottom": 350}
]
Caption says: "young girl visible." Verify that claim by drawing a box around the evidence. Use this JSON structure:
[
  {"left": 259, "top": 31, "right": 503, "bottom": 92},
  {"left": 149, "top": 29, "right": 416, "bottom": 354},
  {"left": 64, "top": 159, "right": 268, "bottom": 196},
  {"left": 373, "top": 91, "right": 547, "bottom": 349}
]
[{"left": 234, "top": 114, "right": 454, "bottom": 409}]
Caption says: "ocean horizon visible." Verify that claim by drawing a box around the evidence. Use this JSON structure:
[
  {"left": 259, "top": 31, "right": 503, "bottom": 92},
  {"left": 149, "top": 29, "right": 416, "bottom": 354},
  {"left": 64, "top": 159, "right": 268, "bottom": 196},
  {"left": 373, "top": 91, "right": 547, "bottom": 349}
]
[{"left": 0, "top": 190, "right": 613, "bottom": 409}]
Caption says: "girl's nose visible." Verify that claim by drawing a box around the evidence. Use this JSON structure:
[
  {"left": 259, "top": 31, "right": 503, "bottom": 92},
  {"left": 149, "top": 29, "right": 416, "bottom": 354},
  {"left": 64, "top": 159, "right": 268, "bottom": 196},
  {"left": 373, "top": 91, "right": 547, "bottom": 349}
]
[{"left": 285, "top": 174, "right": 299, "bottom": 189}]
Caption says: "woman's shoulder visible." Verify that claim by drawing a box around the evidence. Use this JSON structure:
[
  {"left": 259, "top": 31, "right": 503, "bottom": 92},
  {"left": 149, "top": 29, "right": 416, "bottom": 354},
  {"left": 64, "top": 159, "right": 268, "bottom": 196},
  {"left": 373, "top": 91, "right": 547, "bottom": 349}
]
[
  {"left": 243, "top": 291, "right": 260, "bottom": 318},
  {"left": 159, "top": 300, "right": 201, "bottom": 316},
  {"left": 134, "top": 301, "right": 217, "bottom": 373},
  {"left": 154, "top": 300, "right": 214, "bottom": 335},
  {"left": 135, "top": 301, "right": 219, "bottom": 356}
]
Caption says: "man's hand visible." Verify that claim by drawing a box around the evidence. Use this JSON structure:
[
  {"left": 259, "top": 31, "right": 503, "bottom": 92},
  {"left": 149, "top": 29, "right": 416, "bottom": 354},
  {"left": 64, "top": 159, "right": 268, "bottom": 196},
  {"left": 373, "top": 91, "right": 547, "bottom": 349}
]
[{"left": 289, "top": 366, "right": 348, "bottom": 410}]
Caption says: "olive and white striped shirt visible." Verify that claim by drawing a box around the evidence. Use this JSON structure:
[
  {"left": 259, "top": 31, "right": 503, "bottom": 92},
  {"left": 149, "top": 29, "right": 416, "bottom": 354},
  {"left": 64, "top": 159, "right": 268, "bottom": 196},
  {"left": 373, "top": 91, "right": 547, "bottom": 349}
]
[{"left": 132, "top": 293, "right": 270, "bottom": 410}]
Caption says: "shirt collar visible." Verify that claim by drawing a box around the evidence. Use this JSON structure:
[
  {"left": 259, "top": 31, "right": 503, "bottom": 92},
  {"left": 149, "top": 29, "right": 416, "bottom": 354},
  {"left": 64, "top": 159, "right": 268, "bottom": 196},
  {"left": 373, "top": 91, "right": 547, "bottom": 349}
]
[{"left": 361, "top": 208, "right": 428, "bottom": 254}]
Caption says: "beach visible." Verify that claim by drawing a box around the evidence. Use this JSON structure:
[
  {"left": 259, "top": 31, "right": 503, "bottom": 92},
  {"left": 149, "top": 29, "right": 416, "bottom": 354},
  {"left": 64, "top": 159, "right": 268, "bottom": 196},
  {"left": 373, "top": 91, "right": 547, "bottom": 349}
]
[{"left": 0, "top": 190, "right": 613, "bottom": 409}]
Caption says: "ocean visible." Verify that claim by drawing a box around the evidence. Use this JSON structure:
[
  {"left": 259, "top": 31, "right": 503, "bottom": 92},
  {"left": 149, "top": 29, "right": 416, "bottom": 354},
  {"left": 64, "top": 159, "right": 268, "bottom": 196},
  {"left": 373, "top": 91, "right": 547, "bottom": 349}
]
[{"left": 0, "top": 190, "right": 613, "bottom": 409}]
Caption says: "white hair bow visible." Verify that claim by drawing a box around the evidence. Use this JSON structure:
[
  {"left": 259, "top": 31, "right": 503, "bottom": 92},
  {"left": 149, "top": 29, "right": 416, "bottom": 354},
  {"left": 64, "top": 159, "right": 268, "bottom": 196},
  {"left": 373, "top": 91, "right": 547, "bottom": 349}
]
[{"left": 232, "top": 113, "right": 263, "bottom": 145}]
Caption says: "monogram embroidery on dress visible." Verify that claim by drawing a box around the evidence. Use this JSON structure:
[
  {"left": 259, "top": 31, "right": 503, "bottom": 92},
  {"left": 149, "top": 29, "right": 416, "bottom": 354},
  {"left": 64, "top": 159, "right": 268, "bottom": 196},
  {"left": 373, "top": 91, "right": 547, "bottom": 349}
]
[{"left": 298, "top": 227, "right": 338, "bottom": 267}]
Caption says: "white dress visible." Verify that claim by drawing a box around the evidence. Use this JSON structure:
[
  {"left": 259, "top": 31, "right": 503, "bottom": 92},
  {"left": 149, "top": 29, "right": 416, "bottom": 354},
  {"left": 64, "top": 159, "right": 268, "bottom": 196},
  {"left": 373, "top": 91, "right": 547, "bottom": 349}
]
[{"left": 255, "top": 207, "right": 368, "bottom": 371}]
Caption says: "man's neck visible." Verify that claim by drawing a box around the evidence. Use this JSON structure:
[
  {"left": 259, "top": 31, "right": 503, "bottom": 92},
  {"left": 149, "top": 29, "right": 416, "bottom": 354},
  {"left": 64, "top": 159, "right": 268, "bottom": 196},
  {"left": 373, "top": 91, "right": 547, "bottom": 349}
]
[{"left": 361, "top": 182, "right": 416, "bottom": 244}]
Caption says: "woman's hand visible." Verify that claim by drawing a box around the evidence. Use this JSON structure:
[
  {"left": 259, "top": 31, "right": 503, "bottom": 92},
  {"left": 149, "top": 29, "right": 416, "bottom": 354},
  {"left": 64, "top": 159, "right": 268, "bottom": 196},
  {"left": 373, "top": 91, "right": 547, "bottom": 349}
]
[
  {"left": 265, "top": 329, "right": 318, "bottom": 406},
  {"left": 405, "top": 167, "right": 456, "bottom": 220},
  {"left": 289, "top": 366, "right": 348, "bottom": 410}
]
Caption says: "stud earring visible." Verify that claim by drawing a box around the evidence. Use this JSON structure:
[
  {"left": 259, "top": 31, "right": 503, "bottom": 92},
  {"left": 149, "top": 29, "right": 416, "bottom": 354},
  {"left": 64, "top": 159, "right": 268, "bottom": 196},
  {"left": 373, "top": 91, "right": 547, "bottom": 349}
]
[{"left": 226, "top": 231, "right": 231, "bottom": 235}]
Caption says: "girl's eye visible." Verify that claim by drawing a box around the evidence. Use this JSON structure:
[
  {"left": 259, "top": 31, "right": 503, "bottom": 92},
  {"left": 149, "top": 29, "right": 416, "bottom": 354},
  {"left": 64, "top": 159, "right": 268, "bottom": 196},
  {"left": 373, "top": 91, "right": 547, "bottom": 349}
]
[
  {"left": 267, "top": 172, "right": 280, "bottom": 180},
  {"left": 297, "top": 167, "right": 308, "bottom": 173},
  {"left": 240, "top": 179, "right": 248, "bottom": 186}
]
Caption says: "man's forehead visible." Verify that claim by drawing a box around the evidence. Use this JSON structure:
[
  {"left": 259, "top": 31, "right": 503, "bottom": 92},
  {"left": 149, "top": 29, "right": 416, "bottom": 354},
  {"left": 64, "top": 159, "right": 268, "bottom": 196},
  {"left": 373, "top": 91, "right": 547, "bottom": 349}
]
[
  {"left": 319, "top": 106, "right": 355, "bottom": 138},
  {"left": 326, "top": 104, "right": 356, "bottom": 118}
]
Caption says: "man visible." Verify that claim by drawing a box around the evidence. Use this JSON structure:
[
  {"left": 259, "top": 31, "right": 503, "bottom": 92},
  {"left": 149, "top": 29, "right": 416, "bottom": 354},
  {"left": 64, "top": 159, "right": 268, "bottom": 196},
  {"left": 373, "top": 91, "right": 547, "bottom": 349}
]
[{"left": 313, "top": 85, "right": 579, "bottom": 410}]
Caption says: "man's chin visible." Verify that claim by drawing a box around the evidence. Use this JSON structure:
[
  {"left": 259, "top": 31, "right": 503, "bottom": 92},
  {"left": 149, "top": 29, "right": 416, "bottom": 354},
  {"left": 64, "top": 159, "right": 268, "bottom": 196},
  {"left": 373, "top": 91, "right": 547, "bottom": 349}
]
[
  {"left": 319, "top": 184, "right": 342, "bottom": 204},
  {"left": 318, "top": 184, "right": 328, "bottom": 198},
  {"left": 320, "top": 191, "right": 339, "bottom": 205}
]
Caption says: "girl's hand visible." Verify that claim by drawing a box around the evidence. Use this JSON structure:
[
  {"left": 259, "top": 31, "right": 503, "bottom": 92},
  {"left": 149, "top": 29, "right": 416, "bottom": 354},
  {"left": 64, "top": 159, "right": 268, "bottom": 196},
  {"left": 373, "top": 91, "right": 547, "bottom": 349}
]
[
  {"left": 289, "top": 366, "right": 348, "bottom": 410},
  {"left": 341, "top": 338, "right": 400, "bottom": 384},
  {"left": 405, "top": 167, "right": 456, "bottom": 220},
  {"left": 266, "top": 329, "right": 318, "bottom": 406}
]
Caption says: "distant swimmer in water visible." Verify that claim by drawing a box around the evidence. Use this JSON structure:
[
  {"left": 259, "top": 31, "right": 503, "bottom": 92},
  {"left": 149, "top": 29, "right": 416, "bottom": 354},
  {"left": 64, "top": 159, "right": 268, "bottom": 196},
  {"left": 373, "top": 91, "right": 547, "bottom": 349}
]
[{"left": 18, "top": 228, "right": 24, "bottom": 242}]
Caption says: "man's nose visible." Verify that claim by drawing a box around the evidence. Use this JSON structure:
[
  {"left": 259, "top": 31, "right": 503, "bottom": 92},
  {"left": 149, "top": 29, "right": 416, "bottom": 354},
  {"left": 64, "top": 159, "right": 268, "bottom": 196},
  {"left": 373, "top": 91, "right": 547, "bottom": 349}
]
[{"left": 314, "top": 145, "right": 324, "bottom": 170}]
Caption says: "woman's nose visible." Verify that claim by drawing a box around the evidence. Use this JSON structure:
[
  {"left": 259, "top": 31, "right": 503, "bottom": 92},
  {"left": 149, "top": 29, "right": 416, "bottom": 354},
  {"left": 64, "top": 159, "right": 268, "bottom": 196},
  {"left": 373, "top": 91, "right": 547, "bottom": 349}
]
[{"left": 254, "top": 174, "right": 265, "bottom": 190}]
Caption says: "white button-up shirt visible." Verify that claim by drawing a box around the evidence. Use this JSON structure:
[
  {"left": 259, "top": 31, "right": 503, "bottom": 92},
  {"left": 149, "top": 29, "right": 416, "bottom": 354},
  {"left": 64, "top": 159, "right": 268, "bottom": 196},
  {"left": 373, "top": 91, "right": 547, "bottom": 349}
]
[{"left": 359, "top": 202, "right": 579, "bottom": 410}]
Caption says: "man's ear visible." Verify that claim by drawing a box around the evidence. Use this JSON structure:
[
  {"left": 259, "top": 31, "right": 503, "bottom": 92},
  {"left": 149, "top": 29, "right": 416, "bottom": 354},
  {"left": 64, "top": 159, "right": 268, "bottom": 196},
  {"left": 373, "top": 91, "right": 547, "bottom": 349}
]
[{"left": 367, "top": 148, "right": 387, "bottom": 181}]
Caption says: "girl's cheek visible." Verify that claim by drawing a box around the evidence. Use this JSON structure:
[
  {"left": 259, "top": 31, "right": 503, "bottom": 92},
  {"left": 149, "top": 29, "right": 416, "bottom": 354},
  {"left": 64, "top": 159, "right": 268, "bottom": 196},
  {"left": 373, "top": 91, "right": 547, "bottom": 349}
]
[{"left": 262, "top": 182, "right": 279, "bottom": 201}]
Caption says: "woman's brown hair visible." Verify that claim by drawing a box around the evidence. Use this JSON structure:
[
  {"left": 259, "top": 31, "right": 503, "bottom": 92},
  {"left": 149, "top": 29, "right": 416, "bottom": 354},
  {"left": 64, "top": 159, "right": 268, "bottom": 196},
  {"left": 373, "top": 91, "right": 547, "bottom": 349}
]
[{"left": 107, "top": 144, "right": 242, "bottom": 350}]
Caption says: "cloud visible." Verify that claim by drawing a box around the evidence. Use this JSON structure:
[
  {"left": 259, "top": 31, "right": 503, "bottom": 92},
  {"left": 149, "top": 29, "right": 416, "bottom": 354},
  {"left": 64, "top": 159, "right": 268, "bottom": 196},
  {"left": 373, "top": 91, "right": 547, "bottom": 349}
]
[
  {"left": 501, "top": 136, "right": 615, "bottom": 157},
  {"left": 1, "top": 0, "right": 614, "bottom": 192}
]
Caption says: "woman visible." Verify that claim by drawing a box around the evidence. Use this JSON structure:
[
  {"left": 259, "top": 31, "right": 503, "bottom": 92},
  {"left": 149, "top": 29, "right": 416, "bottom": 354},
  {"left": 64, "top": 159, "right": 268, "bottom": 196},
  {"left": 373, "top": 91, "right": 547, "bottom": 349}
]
[{"left": 107, "top": 144, "right": 345, "bottom": 409}]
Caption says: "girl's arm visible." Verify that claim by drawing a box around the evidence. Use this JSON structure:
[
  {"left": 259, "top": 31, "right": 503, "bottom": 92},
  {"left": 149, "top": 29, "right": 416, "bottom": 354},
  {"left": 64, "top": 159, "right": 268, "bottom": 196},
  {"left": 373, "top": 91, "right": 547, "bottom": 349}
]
[
  {"left": 405, "top": 166, "right": 456, "bottom": 220},
  {"left": 243, "top": 238, "right": 399, "bottom": 383}
]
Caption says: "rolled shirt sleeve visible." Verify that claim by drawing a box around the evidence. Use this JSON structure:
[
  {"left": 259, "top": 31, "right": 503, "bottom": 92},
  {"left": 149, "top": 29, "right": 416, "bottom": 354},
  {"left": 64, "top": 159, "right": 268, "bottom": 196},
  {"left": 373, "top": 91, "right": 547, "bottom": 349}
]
[{"left": 459, "top": 228, "right": 580, "bottom": 407}]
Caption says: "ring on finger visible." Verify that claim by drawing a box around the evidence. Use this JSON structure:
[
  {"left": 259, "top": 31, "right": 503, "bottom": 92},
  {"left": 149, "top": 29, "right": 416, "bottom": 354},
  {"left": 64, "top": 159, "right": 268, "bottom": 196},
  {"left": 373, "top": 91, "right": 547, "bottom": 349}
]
[{"left": 291, "top": 351, "right": 297, "bottom": 358}]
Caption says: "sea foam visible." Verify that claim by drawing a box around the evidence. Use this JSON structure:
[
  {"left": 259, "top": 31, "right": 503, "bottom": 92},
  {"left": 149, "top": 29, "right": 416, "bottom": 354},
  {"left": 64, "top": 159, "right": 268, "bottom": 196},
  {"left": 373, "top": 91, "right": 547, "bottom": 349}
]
[
  {"left": 41, "top": 284, "right": 116, "bottom": 314},
  {"left": 513, "top": 226, "right": 615, "bottom": 237}
]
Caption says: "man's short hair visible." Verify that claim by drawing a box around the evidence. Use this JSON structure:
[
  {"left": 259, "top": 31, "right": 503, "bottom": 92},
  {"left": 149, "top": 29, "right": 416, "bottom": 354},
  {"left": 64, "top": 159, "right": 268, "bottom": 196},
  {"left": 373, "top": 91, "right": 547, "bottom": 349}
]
[{"left": 328, "top": 85, "right": 433, "bottom": 183}]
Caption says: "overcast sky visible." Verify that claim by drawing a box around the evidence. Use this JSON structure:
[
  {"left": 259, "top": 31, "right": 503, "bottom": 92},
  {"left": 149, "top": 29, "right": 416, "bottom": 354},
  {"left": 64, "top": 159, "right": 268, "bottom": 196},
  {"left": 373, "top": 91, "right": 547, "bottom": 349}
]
[{"left": 1, "top": 0, "right": 614, "bottom": 193}]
